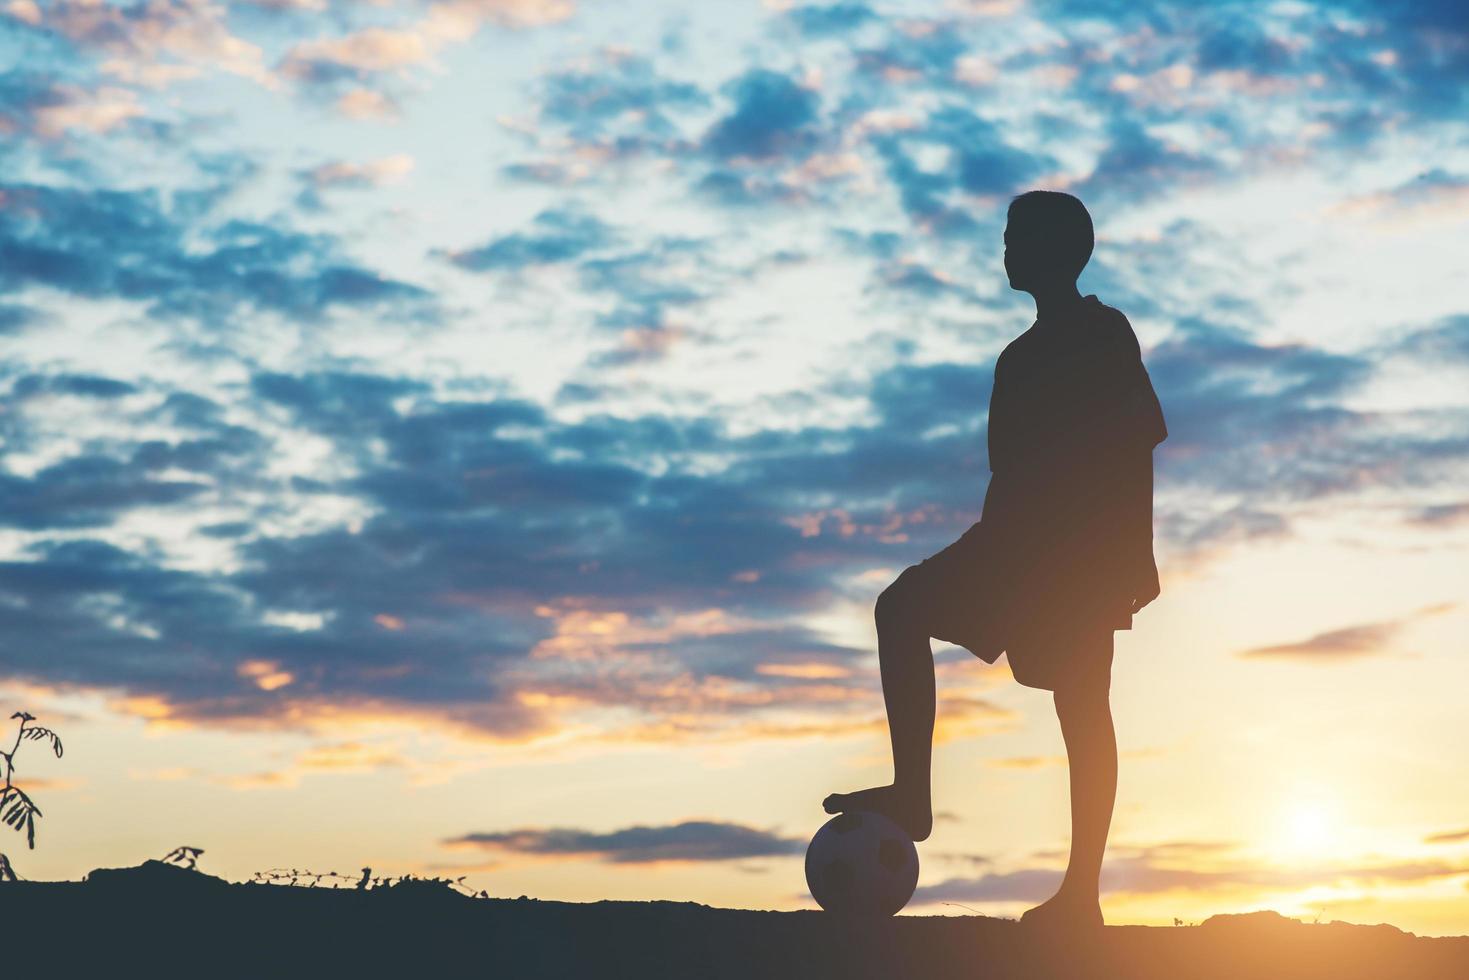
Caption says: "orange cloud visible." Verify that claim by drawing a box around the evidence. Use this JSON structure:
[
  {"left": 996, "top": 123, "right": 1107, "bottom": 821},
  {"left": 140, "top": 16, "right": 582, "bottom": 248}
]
[
  {"left": 1239, "top": 604, "right": 1455, "bottom": 662},
  {"left": 336, "top": 88, "right": 399, "bottom": 120},
  {"left": 237, "top": 659, "right": 295, "bottom": 691},
  {"left": 528, "top": 604, "right": 745, "bottom": 661},
  {"left": 279, "top": 0, "right": 576, "bottom": 102},
  {"left": 754, "top": 662, "right": 852, "bottom": 680},
  {"left": 21, "top": 0, "right": 273, "bottom": 89},
  {"left": 296, "top": 741, "right": 406, "bottom": 772},
  {"left": 307, "top": 155, "right": 416, "bottom": 189},
  {"left": 31, "top": 84, "right": 144, "bottom": 138}
]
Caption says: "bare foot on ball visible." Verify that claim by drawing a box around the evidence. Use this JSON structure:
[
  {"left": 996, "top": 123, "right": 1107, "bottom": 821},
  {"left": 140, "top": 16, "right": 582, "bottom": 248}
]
[
  {"left": 822, "top": 783, "right": 932, "bottom": 842},
  {"left": 1019, "top": 888, "right": 1103, "bottom": 932}
]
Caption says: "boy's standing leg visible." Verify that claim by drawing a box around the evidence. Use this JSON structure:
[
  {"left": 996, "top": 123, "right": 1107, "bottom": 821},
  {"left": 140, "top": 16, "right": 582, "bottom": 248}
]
[{"left": 1022, "top": 634, "right": 1117, "bottom": 927}]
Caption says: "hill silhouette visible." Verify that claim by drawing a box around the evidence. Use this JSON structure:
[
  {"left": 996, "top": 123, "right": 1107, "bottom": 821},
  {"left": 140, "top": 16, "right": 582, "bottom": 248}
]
[{"left": 3, "top": 860, "right": 1466, "bottom": 977}]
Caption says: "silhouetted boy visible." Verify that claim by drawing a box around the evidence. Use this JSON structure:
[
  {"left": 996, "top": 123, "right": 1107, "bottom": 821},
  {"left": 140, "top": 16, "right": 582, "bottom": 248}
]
[{"left": 822, "top": 190, "right": 1168, "bottom": 930}]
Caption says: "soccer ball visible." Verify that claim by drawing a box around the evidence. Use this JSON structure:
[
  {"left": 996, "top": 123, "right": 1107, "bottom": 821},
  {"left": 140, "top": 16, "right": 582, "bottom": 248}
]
[{"left": 804, "top": 810, "right": 920, "bottom": 916}]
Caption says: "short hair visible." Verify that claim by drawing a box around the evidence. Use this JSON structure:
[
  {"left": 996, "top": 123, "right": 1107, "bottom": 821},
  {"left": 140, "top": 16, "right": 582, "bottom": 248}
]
[{"left": 1007, "top": 190, "right": 1094, "bottom": 278}]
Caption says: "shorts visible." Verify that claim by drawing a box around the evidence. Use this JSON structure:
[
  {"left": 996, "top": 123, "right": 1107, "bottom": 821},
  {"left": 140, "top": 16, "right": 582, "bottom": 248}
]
[{"left": 885, "top": 521, "right": 1114, "bottom": 693}]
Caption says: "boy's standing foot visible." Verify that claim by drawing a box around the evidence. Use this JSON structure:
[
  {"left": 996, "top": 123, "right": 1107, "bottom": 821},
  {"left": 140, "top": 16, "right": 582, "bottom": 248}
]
[
  {"left": 822, "top": 783, "right": 933, "bottom": 842},
  {"left": 1019, "top": 887, "right": 1104, "bottom": 932}
]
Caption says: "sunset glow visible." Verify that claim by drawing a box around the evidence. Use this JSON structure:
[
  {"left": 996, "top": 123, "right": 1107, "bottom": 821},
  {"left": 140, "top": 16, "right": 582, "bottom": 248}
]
[{"left": 0, "top": 0, "right": 1466, "bottom": 939}]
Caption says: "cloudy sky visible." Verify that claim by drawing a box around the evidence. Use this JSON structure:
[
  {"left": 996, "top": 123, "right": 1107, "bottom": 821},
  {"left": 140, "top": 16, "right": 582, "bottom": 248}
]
[{"left": 2, "top": 0, "right": 1467, "bottom": 933}]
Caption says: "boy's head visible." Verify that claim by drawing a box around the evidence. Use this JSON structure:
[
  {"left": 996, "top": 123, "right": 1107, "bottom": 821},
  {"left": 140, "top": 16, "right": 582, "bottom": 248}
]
[{"left": 1003, "top": 190, "right": 1093, "bottom": 292}]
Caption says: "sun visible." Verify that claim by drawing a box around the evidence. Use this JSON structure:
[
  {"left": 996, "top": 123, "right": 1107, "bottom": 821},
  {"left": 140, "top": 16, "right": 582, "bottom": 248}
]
[
  {"left": 1287, "top": 804, "right": 1329, "bottom": 847},
  {"left": 1280, "top": 800, "right": 1337, "bottom": 859}
]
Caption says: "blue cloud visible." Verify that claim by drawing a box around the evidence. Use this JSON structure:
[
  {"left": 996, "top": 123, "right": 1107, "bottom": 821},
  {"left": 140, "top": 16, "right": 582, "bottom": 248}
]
[
  {"left": 540, "top": 52, "right": 706, "bottom": 140},
  {"left": 704, "top": 69, "right": 820, "bottom": 160},
  {"left": 785, "top": 2, "right": 878, "bottom": 37},
  {"left": 10, "top": 373, "right": 135, "bottom": 400},
  {"left": 0, "top": 182, "right": 434, "bottom": 323},
  {"left": 444, "top": 208, "right": 615, "bottom": 271},
  {"left": 0, "top": 302, "right": 47, "bottom": 333},
  {"left": 866, "top": 106, "right": 1047, "bottom": 237},
  {"left": 445, "top": 820, "right": 803, "bottom": 863}
]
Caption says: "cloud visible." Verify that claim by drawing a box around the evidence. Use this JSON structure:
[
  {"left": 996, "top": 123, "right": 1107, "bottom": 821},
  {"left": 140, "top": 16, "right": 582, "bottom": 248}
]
[
  {"left": 500, "top": 50, "right": 707, "bottom": 185},
  {"left": 1407, "top": 502, "right": 1469, "bottom": 527},
  {"left": 784, "top": 3, "right": 878, "bottom": 38},
  {"left": 2, "top": 0, "right": 1465, "bottom": 756},
  {"left": 280, "top": 26, "right": 433, "bottom": 82},
  {"left": 703, "top": 69, "right": 820, "bottom": 162},
  {"left": 5, "top": 0, "right": 272, "bottom": 89},
  {"left": 430, "top": 0, "right": 576, "bottom": 31},
  {"left": 913, "top": 866, "right": 1063, "bottom": 904},
  {"left": 0, "top": 181, "right": 435, "bottom": 323},
  {"left": 0, "top": 302, "right": 49, "bottom": 334},
  {"left": 276, "top": 0, "right": 576, "bottom": 110},
  {"left": 303, "top": 155, "right": 416, "bottom": 191},
  {"left": 442, "top": 207, "right": 615, "bottom": 272},
  {"left": 442, "top": 819, "right": 804, "bottom": 863},
  {"left": 0, "top": 72, "right": 146, "bottom": 140},
  {"left": 208, "top": 739, "right": 410, "bottom": 791},
  {"left": 1238, "top": 604, "right": 1455, "bottom": 662},
  {"left": 0, "top": 272, "right": 1454, "bottom": 744},
  {"left": 1331, "top": 171, "right": 1469, "bottom": 228},
  {"left": 912, "top": 841, "right": 1469, "bottom": 904},
  {"left": 10, "top": 373, "right": 137, "bottom": 401},
  {"left": 0, "top": 455, "right": 211, "bottom": 530},
  {"left": 0, "top": 347, "right": 1024, "bottom": 742},
  {"left": 866, "top": 111, "right": 1036, "bottom": 236},
  {"left": 1072, "top": 118, "right": 1219, "bottom": 204},
  {"left": 540, "top": 50, "right": 706, "bottom": 140},
  {"left": 1134, "top": 312, "right": 1453, "bottom": 528},
  {"left": 1388, "top": 313, "right": 1469, "bottom": 364},
  {"left": 850, "top": 16, "right": 972, "bottom": 86},
  {"left": 439, "top": 208, "right": 710, "bottom": 365}
]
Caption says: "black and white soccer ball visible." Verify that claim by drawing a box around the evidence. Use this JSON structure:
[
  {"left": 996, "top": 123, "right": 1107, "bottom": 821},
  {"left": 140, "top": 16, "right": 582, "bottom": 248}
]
[{"left": 805, "top": 810, "right": 920, "bottom": 916}]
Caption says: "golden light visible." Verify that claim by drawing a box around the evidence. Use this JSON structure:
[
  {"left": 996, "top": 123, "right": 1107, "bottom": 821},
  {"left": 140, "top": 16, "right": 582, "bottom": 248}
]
[{"left": 1277, "top": 797, "right": 1339, "bottom": 860}]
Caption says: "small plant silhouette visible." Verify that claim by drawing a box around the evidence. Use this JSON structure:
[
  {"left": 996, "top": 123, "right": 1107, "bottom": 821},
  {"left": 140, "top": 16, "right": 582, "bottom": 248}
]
[
  {"left": 162, "top": 845, "right": 205, "bottom": 870},
  {"left": 0, "top": 710, "right": 64, "bottom": 880},
  {"left": 247, "top": 864, "right": 489, "bottom": 898}
]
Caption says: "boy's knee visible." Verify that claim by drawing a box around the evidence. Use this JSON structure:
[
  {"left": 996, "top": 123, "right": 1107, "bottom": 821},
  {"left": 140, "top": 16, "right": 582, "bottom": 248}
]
[
  {"left": 875, "top": 567, "right": 921, "bottom": 630},
  {"left": 1053, "top": 678, "right": 1110, "bottom": 712}
]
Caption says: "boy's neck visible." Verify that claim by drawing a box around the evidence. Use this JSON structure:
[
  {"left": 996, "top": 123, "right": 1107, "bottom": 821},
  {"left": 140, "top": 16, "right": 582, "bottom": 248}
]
[{"left": 1030, "top": 283, "right": 1086, "bottom": 323}]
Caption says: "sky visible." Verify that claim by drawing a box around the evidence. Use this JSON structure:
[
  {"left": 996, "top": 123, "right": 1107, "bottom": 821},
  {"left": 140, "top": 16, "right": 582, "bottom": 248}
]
[{"left": 1, "top": 0, "right": 1467, "bottom": 935}]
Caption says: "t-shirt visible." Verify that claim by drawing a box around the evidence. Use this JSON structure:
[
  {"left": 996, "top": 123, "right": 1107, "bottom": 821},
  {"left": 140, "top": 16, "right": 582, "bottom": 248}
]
[{"left": 980, "top": 294, "right": 1167, "bottom": 629}]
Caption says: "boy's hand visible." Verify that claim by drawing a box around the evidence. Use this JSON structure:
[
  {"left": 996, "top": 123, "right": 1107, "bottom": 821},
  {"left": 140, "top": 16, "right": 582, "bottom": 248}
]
[
  {"left": 1131, "top": 579, "right": 1160, "bottom": 614},
  {"left": 1130, "top": 561, "right": 1160, "bottom": 613}
]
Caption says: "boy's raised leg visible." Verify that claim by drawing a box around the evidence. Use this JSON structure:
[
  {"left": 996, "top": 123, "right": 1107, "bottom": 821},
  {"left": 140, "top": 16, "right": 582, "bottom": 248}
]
[{"left": 822, "top": 577, "right": 935, "bottom": 842}]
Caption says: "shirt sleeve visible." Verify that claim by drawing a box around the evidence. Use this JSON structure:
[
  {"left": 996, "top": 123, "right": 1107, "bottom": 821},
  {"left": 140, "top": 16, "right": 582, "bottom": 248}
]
[
  {"left": 1062, "top": 314, "right": 1166, "bottom": 593},
  {"left": 1067, "top": 313, "right": 1168, "bottom": 458},
  {"left": 1097, "top": 316, "right": 1165, "bottom": 591}
]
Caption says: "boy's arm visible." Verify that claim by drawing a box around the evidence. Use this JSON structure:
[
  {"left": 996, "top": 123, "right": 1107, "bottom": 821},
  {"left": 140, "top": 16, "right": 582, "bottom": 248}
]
[
  {"left": 1072, "top": 315, "right": 1166, "bottom": 608},
  {"left": 1089, "top": 314, "right": 1167, "bottom": 451},
  {"left": 1109, "top": 317, "right": 1165, "bottom": 609},
  {"left": 1123, "top": 445, "right": 1160, "bottom": 612}
]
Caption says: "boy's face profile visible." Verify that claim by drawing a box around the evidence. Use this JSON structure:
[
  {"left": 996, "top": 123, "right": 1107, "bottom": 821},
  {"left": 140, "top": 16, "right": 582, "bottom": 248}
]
[
  {"left": 1002, "top": 191, "right": 1093, "bottom": 295},
  {"left": 1003, "top": 216, "right": 1064, "bottom": 294}
]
